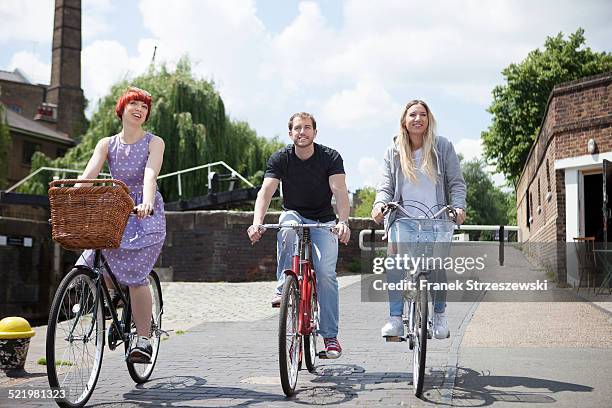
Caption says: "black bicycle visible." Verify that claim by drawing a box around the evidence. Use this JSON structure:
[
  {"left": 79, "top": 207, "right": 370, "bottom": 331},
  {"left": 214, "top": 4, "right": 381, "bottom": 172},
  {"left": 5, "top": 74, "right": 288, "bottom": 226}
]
[
  {"left": 46, "top": 246, "right": 164, "bottom": 407},
  {"left": 46, "top": 178, "right": 165, "bottom": 408}
]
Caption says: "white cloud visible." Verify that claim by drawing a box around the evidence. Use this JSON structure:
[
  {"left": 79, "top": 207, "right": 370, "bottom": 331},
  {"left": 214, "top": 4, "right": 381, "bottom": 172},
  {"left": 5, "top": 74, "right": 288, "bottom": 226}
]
[
  {"left": 8, "top": 51, "right": 50, "bottom": 84},
  {"left": 82, "top": 0, "right": 115, "bottom": 41},
  {"left": 454, "top": 137, "right": 510, "bottom": 188},
  {"left": 0, "top": 0, "right": 53, "bottom": 43},
  {"left": 4, "top": 0, "right": 610, "bottom": 193},
  {"left": 321, "top": 80, "right": 401, "bottom": 129},
  {"left": 358, "top": 157, "right": 383, "bottom": 188},
  {"left": 82, "top": 40, "right": 132, "bottom": 106},
  {"left": 454, "top": 138, "right": 483, "bottom": 162}
]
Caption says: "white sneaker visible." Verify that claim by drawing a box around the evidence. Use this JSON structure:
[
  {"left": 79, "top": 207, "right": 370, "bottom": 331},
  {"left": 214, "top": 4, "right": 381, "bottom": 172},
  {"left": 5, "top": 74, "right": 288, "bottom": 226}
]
[
  {"left": 381, "top": 316, "right": 404, "bottom": 337},
  {"left": 433, "top": 312, "right": 450, "bottom": 339}
]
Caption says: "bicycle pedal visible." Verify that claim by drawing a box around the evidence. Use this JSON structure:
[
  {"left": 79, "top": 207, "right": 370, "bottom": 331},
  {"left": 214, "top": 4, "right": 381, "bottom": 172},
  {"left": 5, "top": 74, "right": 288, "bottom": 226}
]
[
  {"left": 126, "top": 355, "right": 152, "bottom": 364},
  {"left": 384, "top": 336, "right": 404, "bottom": 342},
  {"left": 318, "top": 351, "right": 331, "bottom": 359}
]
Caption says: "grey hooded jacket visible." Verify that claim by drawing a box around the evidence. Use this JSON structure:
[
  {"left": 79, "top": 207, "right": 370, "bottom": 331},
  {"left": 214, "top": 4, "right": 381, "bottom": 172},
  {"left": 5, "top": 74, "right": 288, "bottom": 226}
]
[{"left": 374, "top": 135, "right": 466, "bottom": 227}]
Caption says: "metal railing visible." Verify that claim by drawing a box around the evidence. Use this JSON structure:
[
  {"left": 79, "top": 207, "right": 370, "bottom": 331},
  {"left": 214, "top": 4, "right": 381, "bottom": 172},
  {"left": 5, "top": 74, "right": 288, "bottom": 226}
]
[
  {"left": 6, "top": 161, "right": 253, "bottom": 198},
  {"left": 157, "top": 161, "right": 253, "bottom": 197},
  {"left": 359, "top": 224, "right": 519, "bottom": 266},
  {"left": 6, "top": 167, "right": 112, "bottom": 192}
]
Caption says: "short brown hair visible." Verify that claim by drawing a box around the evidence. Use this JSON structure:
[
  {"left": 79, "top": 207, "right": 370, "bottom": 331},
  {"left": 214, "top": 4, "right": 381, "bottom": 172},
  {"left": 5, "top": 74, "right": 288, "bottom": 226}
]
[{"left": 288, "top": 112, "right": 317, "bottom": 130}]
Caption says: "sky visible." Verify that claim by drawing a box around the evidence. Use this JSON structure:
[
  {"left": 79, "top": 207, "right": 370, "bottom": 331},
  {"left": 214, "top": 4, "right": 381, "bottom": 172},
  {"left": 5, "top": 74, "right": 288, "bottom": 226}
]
[{"left": 1, "top": 0, "right": 611, "bottom": 192}]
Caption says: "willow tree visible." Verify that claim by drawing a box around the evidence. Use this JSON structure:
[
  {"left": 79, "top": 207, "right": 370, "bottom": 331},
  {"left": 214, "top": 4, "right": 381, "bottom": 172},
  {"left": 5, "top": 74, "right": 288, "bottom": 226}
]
[
  {"left": 0, "top": 104, "right": 11, "bottom": 189},
  {"left": 23, "top": 58, "right": 282, "bottom": 200}
]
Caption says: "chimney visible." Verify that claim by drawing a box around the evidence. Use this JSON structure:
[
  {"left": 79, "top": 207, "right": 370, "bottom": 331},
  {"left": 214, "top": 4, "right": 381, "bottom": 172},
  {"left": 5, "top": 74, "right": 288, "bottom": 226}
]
[{"left": 45, "top": 0, "right": 85, "bottom": 138}]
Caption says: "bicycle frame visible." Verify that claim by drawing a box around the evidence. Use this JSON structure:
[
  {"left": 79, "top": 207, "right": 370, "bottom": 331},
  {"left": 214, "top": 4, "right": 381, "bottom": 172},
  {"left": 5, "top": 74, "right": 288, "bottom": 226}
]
[
  {"left": 262, "top": 223, "right": 332, "bottom": 337},
  {"left": 80, "top": 250, "right": 132, "bottom": 348}
]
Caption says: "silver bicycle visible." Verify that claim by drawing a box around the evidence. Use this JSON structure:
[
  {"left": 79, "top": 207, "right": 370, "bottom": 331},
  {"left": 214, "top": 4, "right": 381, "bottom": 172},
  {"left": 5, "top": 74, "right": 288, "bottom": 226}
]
[{"left": 383, "top": 200, "right": 456, "bottom": 397}]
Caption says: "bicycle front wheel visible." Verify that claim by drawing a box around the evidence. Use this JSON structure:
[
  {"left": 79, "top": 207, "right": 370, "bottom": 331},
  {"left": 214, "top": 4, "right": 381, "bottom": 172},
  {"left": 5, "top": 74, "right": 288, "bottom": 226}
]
[
  {"left": 278, "top": 274, "right": 300, "bottom": 396},
  {"left": 412, "top": 276, "right": 428, "bottom": 397},
  {"left": 46, "top": 267, "right": 105, "bottom": 408},
  {"left": 126, "top": 270, "right": 164, "bottom": 383},
  {"left": 303, "top": 277, "right": 319, "bottom": 373}
]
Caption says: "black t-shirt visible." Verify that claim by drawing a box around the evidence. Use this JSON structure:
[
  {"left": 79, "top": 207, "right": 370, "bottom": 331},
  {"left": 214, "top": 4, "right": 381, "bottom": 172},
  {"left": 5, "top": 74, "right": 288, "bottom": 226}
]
[{"left": 264, "top": 143, "right": 345, "bottom": 222}]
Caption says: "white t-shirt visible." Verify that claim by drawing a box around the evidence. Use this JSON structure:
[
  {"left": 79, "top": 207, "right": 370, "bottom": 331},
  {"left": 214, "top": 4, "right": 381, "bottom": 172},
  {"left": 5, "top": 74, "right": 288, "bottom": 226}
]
[{"left": 399, "top": 148, "right": 437, "bottom": 218}]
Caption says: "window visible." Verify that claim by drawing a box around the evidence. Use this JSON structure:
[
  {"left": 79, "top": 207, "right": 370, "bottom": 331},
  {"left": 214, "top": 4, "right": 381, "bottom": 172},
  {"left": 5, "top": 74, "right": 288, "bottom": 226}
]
[
  {"left": 526, "top": 191, "right": 531, "bottom": 227},
  {"left": 546, "top": 159, "right": 551, "bottom": 192},
  {"left": 22, "top": 141, "right": 41, "bottom": 165}
]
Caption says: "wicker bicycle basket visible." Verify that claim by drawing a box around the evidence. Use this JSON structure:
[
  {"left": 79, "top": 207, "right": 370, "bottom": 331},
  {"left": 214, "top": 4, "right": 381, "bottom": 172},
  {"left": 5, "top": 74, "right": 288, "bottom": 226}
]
[{"left": 48, "top": 179, "right": 135, "bottom": 250}]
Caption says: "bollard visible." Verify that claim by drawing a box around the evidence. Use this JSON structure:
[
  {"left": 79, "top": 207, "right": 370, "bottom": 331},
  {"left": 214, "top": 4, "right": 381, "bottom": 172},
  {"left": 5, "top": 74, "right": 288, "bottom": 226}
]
[{"left": 0, "top": 317, "right": 36, "bottom": 371}]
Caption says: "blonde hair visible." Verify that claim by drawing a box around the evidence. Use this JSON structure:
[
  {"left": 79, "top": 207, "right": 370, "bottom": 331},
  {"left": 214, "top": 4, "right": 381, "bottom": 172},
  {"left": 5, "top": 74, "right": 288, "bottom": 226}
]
[{"left": 397, "top": 100, "right": 438, "bottom": 184}]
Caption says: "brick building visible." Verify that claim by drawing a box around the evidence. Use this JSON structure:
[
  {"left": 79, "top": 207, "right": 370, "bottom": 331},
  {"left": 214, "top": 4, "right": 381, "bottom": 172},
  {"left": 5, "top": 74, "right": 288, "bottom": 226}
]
[
  {"left": 516, "top": 71, "right": 612, "bottom": 284},
  {"left": 0, "top": 0, "right": 85, "bottom": 186}
]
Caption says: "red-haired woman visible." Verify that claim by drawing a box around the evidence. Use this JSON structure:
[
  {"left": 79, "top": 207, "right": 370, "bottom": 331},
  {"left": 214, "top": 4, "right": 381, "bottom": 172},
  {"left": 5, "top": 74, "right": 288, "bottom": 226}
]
[{"left": 76, "top": 86, "right": 166, "bottom": 363}]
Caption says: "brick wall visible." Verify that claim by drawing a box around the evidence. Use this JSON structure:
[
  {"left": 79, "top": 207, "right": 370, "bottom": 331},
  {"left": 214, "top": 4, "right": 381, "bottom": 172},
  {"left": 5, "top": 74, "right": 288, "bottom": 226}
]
[
  {"left": 159, "top": 211, "right": 376, "bottom": 281},
  {"left": 516, "top": 71, "right": 612, "bottom": 282},
  {"left": 0, "top": 80, "right": 45, "bottom": 120},
  {"left": 0, "top": 218, "right": 54, "bottom": 323},
  {"left": 8, "top": 130, "right": 72, "bottom": 185},
  {"left": 0, "top": 210, "right": 377, "bottom": 319}
]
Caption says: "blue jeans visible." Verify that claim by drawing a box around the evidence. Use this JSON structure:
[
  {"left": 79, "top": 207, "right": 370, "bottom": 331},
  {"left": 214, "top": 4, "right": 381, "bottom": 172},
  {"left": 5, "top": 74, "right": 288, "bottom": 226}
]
[
  {"left": 276, "top": 211, "right": 339, "bottom": 338},
  {"left": 386, "top": 218, "right": 449, "bottom": 316}
]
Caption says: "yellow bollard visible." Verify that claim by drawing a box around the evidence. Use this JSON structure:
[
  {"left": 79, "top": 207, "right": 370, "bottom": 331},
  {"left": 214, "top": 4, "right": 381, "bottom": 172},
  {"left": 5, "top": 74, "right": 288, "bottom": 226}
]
[{"left": 0, "top": 317, "right": 36, "bottom": 370}]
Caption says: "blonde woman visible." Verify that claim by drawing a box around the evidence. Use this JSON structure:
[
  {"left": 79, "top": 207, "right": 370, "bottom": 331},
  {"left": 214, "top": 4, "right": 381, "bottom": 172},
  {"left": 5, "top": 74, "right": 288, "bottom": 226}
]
[{"left": 372, "top": 100, "right": 466, "bottom": 339}]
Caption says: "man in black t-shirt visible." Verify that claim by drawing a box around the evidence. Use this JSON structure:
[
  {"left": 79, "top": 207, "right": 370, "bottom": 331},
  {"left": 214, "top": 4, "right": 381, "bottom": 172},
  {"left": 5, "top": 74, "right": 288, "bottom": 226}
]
[{"left": 247, "top": 112, "right": 350, "bottom": 359}]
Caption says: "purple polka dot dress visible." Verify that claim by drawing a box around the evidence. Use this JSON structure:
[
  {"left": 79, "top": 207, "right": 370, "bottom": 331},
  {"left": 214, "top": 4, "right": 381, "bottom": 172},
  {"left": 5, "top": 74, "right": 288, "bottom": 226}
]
[{"left": 77, "top": 133, "right": 166, "bottom": 286}]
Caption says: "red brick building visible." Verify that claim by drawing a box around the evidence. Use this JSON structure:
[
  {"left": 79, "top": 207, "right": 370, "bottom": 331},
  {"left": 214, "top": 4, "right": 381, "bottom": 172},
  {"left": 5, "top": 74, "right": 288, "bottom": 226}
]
[
  {"left": 0, "top": 0, "right": 85, "bottom": 186},
  {"left": 516, "top": 71, "right": 612, "bottom": 284}
]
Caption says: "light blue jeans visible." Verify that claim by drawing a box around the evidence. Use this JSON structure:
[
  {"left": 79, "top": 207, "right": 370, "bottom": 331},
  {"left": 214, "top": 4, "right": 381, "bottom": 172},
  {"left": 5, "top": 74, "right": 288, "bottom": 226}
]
[
  {"left": 276, "top": 211, "right": 339, "bottom": 338},
  {"left": 386, "top": 218, "right": 449, "bottom": 316}
]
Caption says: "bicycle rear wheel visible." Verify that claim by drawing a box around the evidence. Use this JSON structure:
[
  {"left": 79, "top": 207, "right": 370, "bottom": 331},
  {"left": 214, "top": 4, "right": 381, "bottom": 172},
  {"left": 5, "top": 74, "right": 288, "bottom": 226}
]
[
  {"left": 303, "top": 276, "right": 319, "bottom": 372},
  {"left": 279, "top": 274, "right": 300, "bottom": 396},
  {"left": 412, "top": 276, "right": 428, "bottom": 397},
  {"left": 46, "top": 267, "right": 105, "bottom": 408},
  {"left": 126, "top": 270, "right": 164, "bottom": 383}
]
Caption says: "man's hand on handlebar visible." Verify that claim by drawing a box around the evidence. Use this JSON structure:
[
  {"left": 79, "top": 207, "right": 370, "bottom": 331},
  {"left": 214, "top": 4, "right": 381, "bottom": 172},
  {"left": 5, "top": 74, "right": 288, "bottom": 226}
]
[
  {"left": 334, "top": 221, "right": 350, "bottom": 245},
  {"left": 247, "top": 224, "right": 265, "bottom": 245}
]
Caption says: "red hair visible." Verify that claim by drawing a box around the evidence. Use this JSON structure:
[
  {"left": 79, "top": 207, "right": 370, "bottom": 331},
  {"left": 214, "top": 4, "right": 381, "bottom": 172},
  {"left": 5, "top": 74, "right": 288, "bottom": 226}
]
[{"left": 115, "top": 87, "right": 152, "bottom": 121}]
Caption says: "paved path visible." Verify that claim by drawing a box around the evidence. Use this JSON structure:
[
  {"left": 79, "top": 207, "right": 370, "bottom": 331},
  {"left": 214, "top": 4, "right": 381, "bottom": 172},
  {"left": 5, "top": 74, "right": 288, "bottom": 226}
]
[{"left": 1, "top": 248, "right": 612, "bottom": 407}]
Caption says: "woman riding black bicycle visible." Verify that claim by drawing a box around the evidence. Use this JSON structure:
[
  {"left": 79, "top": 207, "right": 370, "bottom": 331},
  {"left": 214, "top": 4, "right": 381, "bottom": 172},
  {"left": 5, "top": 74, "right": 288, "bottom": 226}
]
[
  {"left": 372, "top": 99, "right": 466, "bottom": 340},
  {"left": 75, "top": 86, "right": 166, "bottom": 363}
]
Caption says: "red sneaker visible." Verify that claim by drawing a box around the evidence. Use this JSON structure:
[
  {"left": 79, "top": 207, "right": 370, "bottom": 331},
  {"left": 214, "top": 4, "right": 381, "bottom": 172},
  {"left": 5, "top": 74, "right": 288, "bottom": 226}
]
[{"left": 323, "top": 337, "right": 342, "bottom": 359}]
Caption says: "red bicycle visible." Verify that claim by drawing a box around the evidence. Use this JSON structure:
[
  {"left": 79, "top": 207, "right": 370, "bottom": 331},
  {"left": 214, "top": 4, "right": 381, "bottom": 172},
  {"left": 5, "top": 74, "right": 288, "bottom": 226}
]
[{"left": 260, "top": 223, "right": 335, "bottom": 396}]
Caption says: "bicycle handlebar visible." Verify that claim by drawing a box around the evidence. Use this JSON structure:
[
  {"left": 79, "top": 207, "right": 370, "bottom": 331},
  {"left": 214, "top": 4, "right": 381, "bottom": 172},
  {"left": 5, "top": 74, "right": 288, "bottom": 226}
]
[
  {"left": 259, "top": 223, "right": 336, "bottom": 230},
  {"left": 132, "top": 208, "right": 154, "bottom": 216},
  {"left": 383, "top": 201, "right": 457, "bottom": 221}
]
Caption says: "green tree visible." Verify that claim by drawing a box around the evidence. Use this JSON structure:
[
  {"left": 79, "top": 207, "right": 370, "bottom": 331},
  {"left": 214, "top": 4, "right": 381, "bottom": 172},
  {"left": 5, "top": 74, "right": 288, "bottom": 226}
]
[
  {"left": 353, "top": 187, "right": 376, "bottom": 218},
  {"left": 0, "top": 104, "right": 11, "bottom": 189},
  {"left": 482, "top": 28, "right": 612, "bottom": 188},
  {"left": 462, "top": 158, "right": 516, "bottom": 239},
  {"left": 21, "top": 58, "right": 283, "bottom": 199}
]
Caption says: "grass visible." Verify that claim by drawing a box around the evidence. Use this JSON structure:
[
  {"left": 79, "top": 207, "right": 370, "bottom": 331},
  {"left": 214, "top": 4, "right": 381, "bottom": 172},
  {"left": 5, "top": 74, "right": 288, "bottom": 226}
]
[
  {"left": 37, "top": 357, "right": 74, "bottom": 366},
  {"left": 175, "top": 330, "right": 186, "bottom": 335}
]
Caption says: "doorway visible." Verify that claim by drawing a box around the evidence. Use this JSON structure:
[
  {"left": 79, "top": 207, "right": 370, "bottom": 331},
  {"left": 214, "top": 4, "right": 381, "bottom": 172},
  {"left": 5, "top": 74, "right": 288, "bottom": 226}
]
[{"left": 584, "top": 173, "right": 604, "bottom": 242}]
